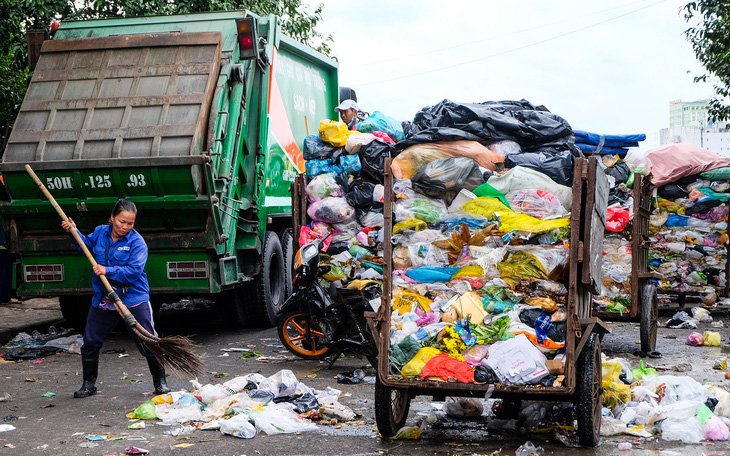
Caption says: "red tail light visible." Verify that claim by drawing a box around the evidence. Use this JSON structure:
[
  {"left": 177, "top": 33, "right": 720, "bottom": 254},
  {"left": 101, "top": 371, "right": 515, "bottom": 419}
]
[{"left": 235, "top": 17, "right": 258, "bottom": 60}]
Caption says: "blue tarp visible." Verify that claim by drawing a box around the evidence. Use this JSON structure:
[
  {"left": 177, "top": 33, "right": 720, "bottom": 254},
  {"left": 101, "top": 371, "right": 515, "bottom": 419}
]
[
  {"left": 574, "top": 130, "right": 646, "bottom": 148},
  {"left": 576, "top": 143, "right": 629, "bottom": 156}
]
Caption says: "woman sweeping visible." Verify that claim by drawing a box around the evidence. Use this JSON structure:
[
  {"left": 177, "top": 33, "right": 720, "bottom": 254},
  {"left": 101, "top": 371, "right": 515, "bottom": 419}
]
[{"left": 62, "top": 199, "right": 171, "bottom": 398}]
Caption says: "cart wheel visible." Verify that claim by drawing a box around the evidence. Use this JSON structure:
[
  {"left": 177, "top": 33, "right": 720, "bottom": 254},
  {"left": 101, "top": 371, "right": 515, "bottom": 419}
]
[
  {"left": 576, "top": 333, "right": 601, "bottom": 447},
  {"left": 374, "top": 377, "right": 411, "bottom": 437},
  {"left": 640, "top": 283, "right": 658, "bottom": 353}
]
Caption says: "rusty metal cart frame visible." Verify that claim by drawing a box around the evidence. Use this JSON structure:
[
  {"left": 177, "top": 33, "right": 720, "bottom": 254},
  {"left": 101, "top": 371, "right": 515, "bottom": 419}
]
[
  {"left": 593, "top": 174, "right": 660, "bottom": 354},
  {"left": 372, "top": 156, "right": 611, "bottom": 448}
]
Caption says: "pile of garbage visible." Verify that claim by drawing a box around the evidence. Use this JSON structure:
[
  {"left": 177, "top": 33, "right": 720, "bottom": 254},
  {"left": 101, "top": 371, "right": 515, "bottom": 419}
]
[
  {"left": 127, "top": 369, "right": 357, "bottom": 439},
  {"left": 644, "top": 143, "right": 730, "bottom": 300},
  {"left": 386, "top": 100, "right": 580, "bottom": 386},
  {"left": 601, "top": 357, "right": 730, "bottom": 443},
  {"left": 300, "top": 112, "right": 406, "bottom": 289}
]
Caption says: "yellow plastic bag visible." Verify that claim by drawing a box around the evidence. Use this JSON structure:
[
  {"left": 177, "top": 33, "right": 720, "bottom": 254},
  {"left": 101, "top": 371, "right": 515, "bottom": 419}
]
[
  {"left": 704, "top": 331, "right": 722, "bottom": 346},
  {"left": 452, "top": 291, "right": 488, "bottom": 324},
  {"left": 497, "top": 251, "right": 548, "bottom": 286},
  {"left": 462, "top": 197, "right": 570, "bottom": 233},
  {"left": 319, "top": 119, "right": 353, "bottom": 147},
  {"left": 151, "top": 394, "right": 173, "bottom": 405},
  {"left": 393, "top": 218, "right": 427, "bottom": 234},
  {"left": 656, "top": 197, "right": 686, "bottom": 215},
  {"left": 452, "top": 265, "right": 484, "bottom": 278},
  {"left": 402, "top": 347, "right": 442, "bottom": 377},
  {"left": 392, "top": 290, "right": 433, "bottom": 314},
  {"left": 602, "top": 361, "right": 623, "bottom": 382},
  {"left": 602, "top": 377, "right": 631, "bottom": 408}
]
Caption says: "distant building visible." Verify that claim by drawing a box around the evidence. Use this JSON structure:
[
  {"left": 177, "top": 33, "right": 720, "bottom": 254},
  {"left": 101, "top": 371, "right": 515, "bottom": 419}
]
[
  {"left": 661, "top": 99, "right": 730, "bottom": 158},
  {"left": 668, "top": 98, "right": 710, "bottom": 127}
]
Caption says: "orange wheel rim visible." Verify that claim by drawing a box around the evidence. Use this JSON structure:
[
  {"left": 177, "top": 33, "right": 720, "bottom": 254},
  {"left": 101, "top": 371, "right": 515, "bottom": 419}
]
[{"left": 282, "top": 313, "right": 328, "bottom": 357}]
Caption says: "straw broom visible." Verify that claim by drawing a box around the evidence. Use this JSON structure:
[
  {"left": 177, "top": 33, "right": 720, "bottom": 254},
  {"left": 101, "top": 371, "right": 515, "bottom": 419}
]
[{"left": 25, "top": 164, "right": 204, "bottom": 379}]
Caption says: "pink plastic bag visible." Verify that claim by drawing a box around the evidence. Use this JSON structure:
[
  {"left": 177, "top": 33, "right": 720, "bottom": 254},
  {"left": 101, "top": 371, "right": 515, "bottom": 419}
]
[
  {"left": 686, "top": 331, "right": 704, "bottom": 346},
  {"left": 704, "top": 416, "right": 730, "bottom": 441}
]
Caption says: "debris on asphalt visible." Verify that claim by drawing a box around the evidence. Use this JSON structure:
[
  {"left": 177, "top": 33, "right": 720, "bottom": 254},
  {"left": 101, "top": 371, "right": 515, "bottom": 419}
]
[
  {"left": 600, "top": 357, "right": 730, "bottom": 443},
  {"left": 125, "top": 369, "right": 356, "bottom": 440},
  {"left": 41, "top": 392, "right": 55, "bottom": 397},
  {"left": 336, "top": 369, "right": 365, "bottom": 384},
  {"left": 0, "top": 424, "right": 15, "bottom": 432}
]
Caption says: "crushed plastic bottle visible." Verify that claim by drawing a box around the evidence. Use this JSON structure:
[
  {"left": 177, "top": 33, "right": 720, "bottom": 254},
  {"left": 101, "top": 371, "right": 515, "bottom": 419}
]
[{"left": 515, "top": 441, "right": 544, "bottom": 456}]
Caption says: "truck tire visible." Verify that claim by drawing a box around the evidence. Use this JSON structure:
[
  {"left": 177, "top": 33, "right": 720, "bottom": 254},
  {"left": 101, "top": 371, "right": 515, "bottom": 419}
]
[
  {"left": 59, "top": 296, "right": 91, "bottom": 331},
  {"left": 242, "top": 231, "right": 286, "bottom": 327},
  {"left": 280, "top": 229, "right": 294, "bottom": 298}
]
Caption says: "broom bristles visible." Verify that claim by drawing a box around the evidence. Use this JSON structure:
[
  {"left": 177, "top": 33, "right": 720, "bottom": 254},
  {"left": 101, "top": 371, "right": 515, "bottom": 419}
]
[{"left": 144, "top": 335, "right": 205, "bottom": 379}]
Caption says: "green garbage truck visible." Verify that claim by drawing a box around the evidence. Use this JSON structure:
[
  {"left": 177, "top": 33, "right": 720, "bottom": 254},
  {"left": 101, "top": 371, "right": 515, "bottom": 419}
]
[{"left": 0, "top": 11, "right": 340, "bottom": 328}]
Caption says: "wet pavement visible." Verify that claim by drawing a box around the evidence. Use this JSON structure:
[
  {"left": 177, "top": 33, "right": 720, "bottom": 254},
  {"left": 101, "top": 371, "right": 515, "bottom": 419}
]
[{"left": 1, "top": 298, "right": 730, "bottom": 455}]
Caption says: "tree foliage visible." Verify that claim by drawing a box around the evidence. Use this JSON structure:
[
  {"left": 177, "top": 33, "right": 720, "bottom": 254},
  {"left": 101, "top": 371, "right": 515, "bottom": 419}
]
[
  {"left": 0, "top": 0, "right": 332, "bottom": 128},
  {"left": 684, "top": 1, "right": 730, "bottom": 121}
]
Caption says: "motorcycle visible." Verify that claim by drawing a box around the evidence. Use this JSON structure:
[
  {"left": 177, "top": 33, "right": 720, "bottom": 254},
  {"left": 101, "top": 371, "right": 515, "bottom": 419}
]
[{"left": 276, "top": 237, "right": 380, "bottom": 368}]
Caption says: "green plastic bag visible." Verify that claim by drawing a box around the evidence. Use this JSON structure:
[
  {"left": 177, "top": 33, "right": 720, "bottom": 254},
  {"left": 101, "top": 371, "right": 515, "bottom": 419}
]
[
  {"left": 472, "top": 183, "right": 511, "bottom": 209},
  {"left": 630, "top": 360, "right": 657, "bottom": 381},
  {"left": 132, "top": 400, "right": 157, "bottom": 420}
]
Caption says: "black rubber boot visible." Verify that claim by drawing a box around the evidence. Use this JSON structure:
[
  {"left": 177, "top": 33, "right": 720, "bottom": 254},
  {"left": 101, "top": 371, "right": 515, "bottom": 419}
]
[
  {"left": 74, "top": 357, "right": 98, "bottom": 398},
  {"left": 146, "top": 357, "right": 171, "bottom": 394}
]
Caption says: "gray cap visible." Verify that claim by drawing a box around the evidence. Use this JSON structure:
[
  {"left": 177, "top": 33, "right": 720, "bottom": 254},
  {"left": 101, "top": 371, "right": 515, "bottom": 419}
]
[{"left": 335, "top": 99, "right": 359, "bottom": 112}]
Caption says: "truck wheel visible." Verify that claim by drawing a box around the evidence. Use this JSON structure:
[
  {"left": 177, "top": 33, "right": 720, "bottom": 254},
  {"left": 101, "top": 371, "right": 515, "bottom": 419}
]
[
  {"left": 243, "top": 231, "right": 285, "bottom": 327},
  {"left": 280, "top": 230, "right": 294, "bottom": 298},
  {"left": 59, "top": 296, "right": 91, "bottom": 331}
]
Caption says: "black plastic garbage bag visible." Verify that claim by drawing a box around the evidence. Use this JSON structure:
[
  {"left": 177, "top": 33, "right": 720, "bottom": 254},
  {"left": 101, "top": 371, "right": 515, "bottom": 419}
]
[
  {"left": 657, "top": 183, "right": 689, "bottom": 199},
  {"left": 346, "top": 178, "right": 377, "bottom": 209},
  {"left": 398, "top": 99, "right": 579, "bottom": 156},
  {"left": 518, "top": 308, "right": 567, "bottom": 342},
  {"left": 303, "top": 134, "right": 343, "bottom": 161},
  {"left": 411, "top": 157, "right": 485, "bottom": 203},
  {"left": 336, "top": 369, "right": 365, "bottom": 384},
  {"left": 292, "top": 393, "right": 321, "bottom": 413},
  {"left": 604, "top": 159, "right": 631, "bottom": 185},
  {"left": 247, "top": 389, "right": 275, "bottom": 404},
  {"left": 474, "top": 365, "right": 500, "bottom": 383},
  {"left": 686, "top": 198, "right": 723, "bottom": 216},
  {"left": 504, "top": 150, "right": 574, "bottom": 186},
  {"left": 359, "top": 140, "right": 395, "bottom": 183}
]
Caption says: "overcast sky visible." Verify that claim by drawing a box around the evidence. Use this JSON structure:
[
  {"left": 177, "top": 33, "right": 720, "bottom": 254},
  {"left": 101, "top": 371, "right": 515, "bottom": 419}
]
[{"left": 316, "top": 0, "right": 712, "bottom": 150}]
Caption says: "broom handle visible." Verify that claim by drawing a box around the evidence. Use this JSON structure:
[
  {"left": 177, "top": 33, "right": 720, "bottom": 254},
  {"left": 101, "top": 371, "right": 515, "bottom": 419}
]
[{"left": 24, "top": 165, "right": 148, "bottom": 335}]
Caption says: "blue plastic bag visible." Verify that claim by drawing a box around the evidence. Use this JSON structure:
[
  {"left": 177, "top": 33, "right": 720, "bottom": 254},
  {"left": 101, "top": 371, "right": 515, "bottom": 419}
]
[
  {"left": 303, "top": 135, "right": 329, "bottom": 160},
  {"left": 405, "top": 266, "right": 459, "bottom": 283},
  {"left": 306, "top": 159, "right": 342, "bottom": 178},
  {"left": 356, "top": 111, "right": 405, "bottom": 141},
  {"left": 338, "top": 154, "right": 362, "bottom": 174},
  {"left": 666, "top": 214, "right": 689, "bottom": 227}
]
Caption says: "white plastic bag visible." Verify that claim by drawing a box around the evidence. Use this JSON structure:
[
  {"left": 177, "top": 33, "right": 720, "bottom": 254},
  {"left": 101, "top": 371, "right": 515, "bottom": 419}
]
[
  {"left": 251, "top": 403, "right": 317, "bottom": 435},
  {"left": 661, "top": 416, "right": 704, "bottom": 443},
  {"left": 219, "top": 413, "right": 256, "bottom": 439},
  {"left": 258, "top": 370, "right": 299, "bottom": 398},
  {"left": 443, "top": 397, "right": 484, "bottom": 418}
]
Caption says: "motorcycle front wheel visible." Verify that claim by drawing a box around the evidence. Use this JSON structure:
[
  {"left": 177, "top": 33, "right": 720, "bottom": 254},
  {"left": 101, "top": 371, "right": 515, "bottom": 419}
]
[{"left": 277, "top": 311, "right": 331, "bottom": 360}]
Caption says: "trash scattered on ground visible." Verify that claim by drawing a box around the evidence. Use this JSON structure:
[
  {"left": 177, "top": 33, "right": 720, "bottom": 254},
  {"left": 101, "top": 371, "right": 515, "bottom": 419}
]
[
  {"left": 85, "top": 434, "right": 106, "bottom": 441},
  {"left": 125, "top": 369, "right": 355, "bottom": 440},
  {"left": 0, "top": 424, "right": 15, "bottom": 432},
  {"left": 0, "top": 393, "right": 10, "bottom": 402},
  {"left": 599, "top": 356, "right": 730, "bottom": 444},
  {"left": 123, "top": 446, "right": 149, "bottom": 455},
  {"left": 41, "top": 392, "right": 55, "bottom": 397}
]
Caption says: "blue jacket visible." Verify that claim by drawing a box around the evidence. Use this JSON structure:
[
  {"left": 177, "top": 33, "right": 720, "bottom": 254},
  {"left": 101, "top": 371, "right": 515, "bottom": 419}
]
[{"left": 74, "top": 225, "right": 150, "bottom": 308}]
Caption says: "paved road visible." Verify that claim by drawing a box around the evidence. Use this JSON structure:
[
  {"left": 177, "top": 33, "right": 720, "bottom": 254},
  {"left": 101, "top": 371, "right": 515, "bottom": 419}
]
[{"left": 1, "top": 299, "right": 729, "bottom": 455}]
